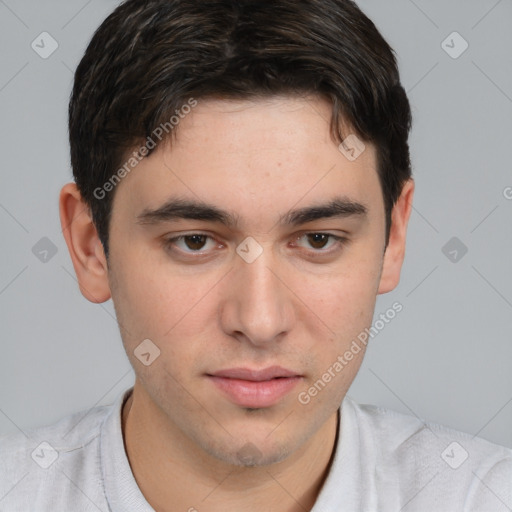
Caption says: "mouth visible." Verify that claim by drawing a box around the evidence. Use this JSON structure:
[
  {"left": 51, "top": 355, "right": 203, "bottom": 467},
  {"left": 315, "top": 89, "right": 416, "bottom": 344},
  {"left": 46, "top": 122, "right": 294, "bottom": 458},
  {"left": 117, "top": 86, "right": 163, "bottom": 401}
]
[{"left": 206, "top": 366, "right": 303, "bottom": 408}]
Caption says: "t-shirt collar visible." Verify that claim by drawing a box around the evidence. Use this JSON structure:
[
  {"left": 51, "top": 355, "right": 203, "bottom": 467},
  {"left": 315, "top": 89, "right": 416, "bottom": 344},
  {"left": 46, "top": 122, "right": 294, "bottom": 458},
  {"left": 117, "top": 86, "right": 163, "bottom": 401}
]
[{"left": 100, "top": 387, "right": 360, "bottom": 511}]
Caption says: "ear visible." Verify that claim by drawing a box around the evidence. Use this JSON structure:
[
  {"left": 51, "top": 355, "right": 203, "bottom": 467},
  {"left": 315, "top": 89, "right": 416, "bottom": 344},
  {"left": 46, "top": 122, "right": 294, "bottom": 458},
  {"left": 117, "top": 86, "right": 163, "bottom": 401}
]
[
  {"left": 378, "top": 179, "right": 415, "bottom": 294},
  {"left": 59, "top": 182, "right": 112, "bottom": 303}
]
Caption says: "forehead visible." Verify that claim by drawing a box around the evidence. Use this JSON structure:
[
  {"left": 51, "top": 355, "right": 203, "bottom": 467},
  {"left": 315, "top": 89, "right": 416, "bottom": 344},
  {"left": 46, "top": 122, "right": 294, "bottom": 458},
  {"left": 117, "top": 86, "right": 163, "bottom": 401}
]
[{"left": 111, "top": 95, "right": 382, "bottom": 227}]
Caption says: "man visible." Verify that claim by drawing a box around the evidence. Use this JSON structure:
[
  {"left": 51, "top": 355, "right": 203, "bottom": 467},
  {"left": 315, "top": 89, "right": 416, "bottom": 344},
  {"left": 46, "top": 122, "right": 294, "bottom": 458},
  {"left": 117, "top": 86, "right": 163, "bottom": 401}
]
[{"left": 1, "top": 0, "right": 510, "bottom": 510}]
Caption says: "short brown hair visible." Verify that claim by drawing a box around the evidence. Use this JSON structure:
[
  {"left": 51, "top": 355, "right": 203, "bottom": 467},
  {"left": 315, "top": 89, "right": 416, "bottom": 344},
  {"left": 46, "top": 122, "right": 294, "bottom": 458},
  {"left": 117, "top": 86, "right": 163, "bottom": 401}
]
[{"left": 69, "top": 0, "right": 413, "bottom": 259}]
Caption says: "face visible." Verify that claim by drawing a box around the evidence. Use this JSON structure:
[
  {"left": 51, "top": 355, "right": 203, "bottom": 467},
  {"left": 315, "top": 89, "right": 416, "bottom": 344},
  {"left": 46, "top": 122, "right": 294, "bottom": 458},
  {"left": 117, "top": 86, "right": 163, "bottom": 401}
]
[{"left": 96, "top": 96, "right": 403, "bottom": 466}]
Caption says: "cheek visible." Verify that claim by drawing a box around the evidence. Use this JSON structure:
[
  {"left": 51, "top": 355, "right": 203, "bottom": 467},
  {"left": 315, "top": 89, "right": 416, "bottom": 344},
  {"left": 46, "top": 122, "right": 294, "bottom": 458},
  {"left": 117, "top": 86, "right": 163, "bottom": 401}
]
[
  {"left": 296, "top": 255, "right": 382, "bottom": 388},
  {"left": 109, "top": 267, "right": 209, "bottom": 392},
  {"left": 108, "top": 249, "right": 168, "bottom": 349},
  {"left": 306, "top": 254, "right": 382, "bottom": 331},
  {"left": 109, "top": 251, "right": 222, "bottom": 356}
]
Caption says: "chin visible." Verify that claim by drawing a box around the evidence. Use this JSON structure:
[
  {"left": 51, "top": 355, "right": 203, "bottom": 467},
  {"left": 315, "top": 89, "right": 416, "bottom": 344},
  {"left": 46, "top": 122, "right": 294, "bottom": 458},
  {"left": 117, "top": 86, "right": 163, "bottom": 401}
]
[{"left": 204, "top": 437, "right": 292, "bottom": 468}]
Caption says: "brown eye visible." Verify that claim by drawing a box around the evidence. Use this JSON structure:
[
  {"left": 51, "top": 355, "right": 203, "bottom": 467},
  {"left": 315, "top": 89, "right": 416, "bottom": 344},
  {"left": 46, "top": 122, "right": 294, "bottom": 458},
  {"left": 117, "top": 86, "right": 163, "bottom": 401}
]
[
  {"left": 292, "top": 233, "right": 347, "bottom": 257},
  {"left": 183, "top": 235, "right": 208, "bottom": 251},
  {"left": 306, "top": 233, "right": 330, "bottom": 249},
  {"left": 163, "top": 233, "right": 217, "bottom": 254}
]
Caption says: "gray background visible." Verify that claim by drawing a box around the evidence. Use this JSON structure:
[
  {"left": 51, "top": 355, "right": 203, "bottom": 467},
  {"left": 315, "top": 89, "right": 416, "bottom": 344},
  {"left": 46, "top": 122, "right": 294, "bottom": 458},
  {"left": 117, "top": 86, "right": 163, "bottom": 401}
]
[{"left": 0, "top": 0, "right": 511, "bottom": 448}]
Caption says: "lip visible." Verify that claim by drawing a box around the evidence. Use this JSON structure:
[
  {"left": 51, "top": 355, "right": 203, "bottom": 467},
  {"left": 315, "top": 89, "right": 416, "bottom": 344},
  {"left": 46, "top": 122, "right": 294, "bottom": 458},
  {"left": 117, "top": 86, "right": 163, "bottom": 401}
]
[
  {"left": 211, "top": 366, "right": 300, "bottom": 381},
  {"left": 207, "top": 366, "right": 302, "bottom": 408}
]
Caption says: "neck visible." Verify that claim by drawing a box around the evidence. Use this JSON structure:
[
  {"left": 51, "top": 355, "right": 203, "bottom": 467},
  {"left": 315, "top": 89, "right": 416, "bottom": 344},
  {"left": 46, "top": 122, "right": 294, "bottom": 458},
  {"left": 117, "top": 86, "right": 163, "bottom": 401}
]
[{"left": 121, "top": 385, "right": 339, "bottom": 512}]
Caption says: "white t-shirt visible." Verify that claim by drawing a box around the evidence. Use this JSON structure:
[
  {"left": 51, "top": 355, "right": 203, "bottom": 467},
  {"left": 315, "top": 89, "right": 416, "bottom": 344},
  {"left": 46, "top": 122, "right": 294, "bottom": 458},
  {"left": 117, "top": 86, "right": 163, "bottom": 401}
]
[{"left": 0, "top": 387, "right": 510, "bottom": 511}]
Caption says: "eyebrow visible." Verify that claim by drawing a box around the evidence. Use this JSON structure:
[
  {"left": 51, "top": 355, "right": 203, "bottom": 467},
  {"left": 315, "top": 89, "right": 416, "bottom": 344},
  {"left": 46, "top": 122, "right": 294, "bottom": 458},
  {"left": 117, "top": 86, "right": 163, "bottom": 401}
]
[{"left": 135, "top": 196, "right": 368, "bottom": 228}]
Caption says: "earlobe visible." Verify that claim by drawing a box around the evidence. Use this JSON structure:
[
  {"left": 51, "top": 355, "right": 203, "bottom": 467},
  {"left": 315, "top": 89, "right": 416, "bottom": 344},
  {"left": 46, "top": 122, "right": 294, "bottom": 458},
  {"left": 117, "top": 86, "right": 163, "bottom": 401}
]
[
  {"left": 59, "top": 182, "right": 112, "bottom": 303},
  {"left": 377, "top": 179, "right": 415, "bottom": 294}
]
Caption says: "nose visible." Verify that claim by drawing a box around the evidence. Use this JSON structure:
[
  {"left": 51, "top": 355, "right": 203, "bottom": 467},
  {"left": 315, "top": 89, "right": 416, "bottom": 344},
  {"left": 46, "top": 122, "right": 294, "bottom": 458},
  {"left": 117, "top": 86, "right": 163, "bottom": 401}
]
[{"left": 219, "top": 248, "right": 295, "bottom": 348}]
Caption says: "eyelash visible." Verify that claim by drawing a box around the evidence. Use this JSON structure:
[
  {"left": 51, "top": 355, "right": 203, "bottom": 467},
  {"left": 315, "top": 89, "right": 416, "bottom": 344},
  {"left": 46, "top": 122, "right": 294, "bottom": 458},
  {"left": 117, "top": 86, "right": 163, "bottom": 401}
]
[{"left": 161, "top": 232, "right": 348, "bottom": 259}]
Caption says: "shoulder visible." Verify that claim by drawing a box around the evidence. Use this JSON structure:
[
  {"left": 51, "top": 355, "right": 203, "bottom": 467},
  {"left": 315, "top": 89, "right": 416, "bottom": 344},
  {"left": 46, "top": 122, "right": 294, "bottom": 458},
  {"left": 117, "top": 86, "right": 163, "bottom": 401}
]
[
  {"left": 349, "top": 397, "right": 512, "bottom": 462},
  {"left": 0, "top": 391, "right": 127, "bottom": 511},
  {"left": 343, "top": 396, "right": 512, "bottom": 509}
]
